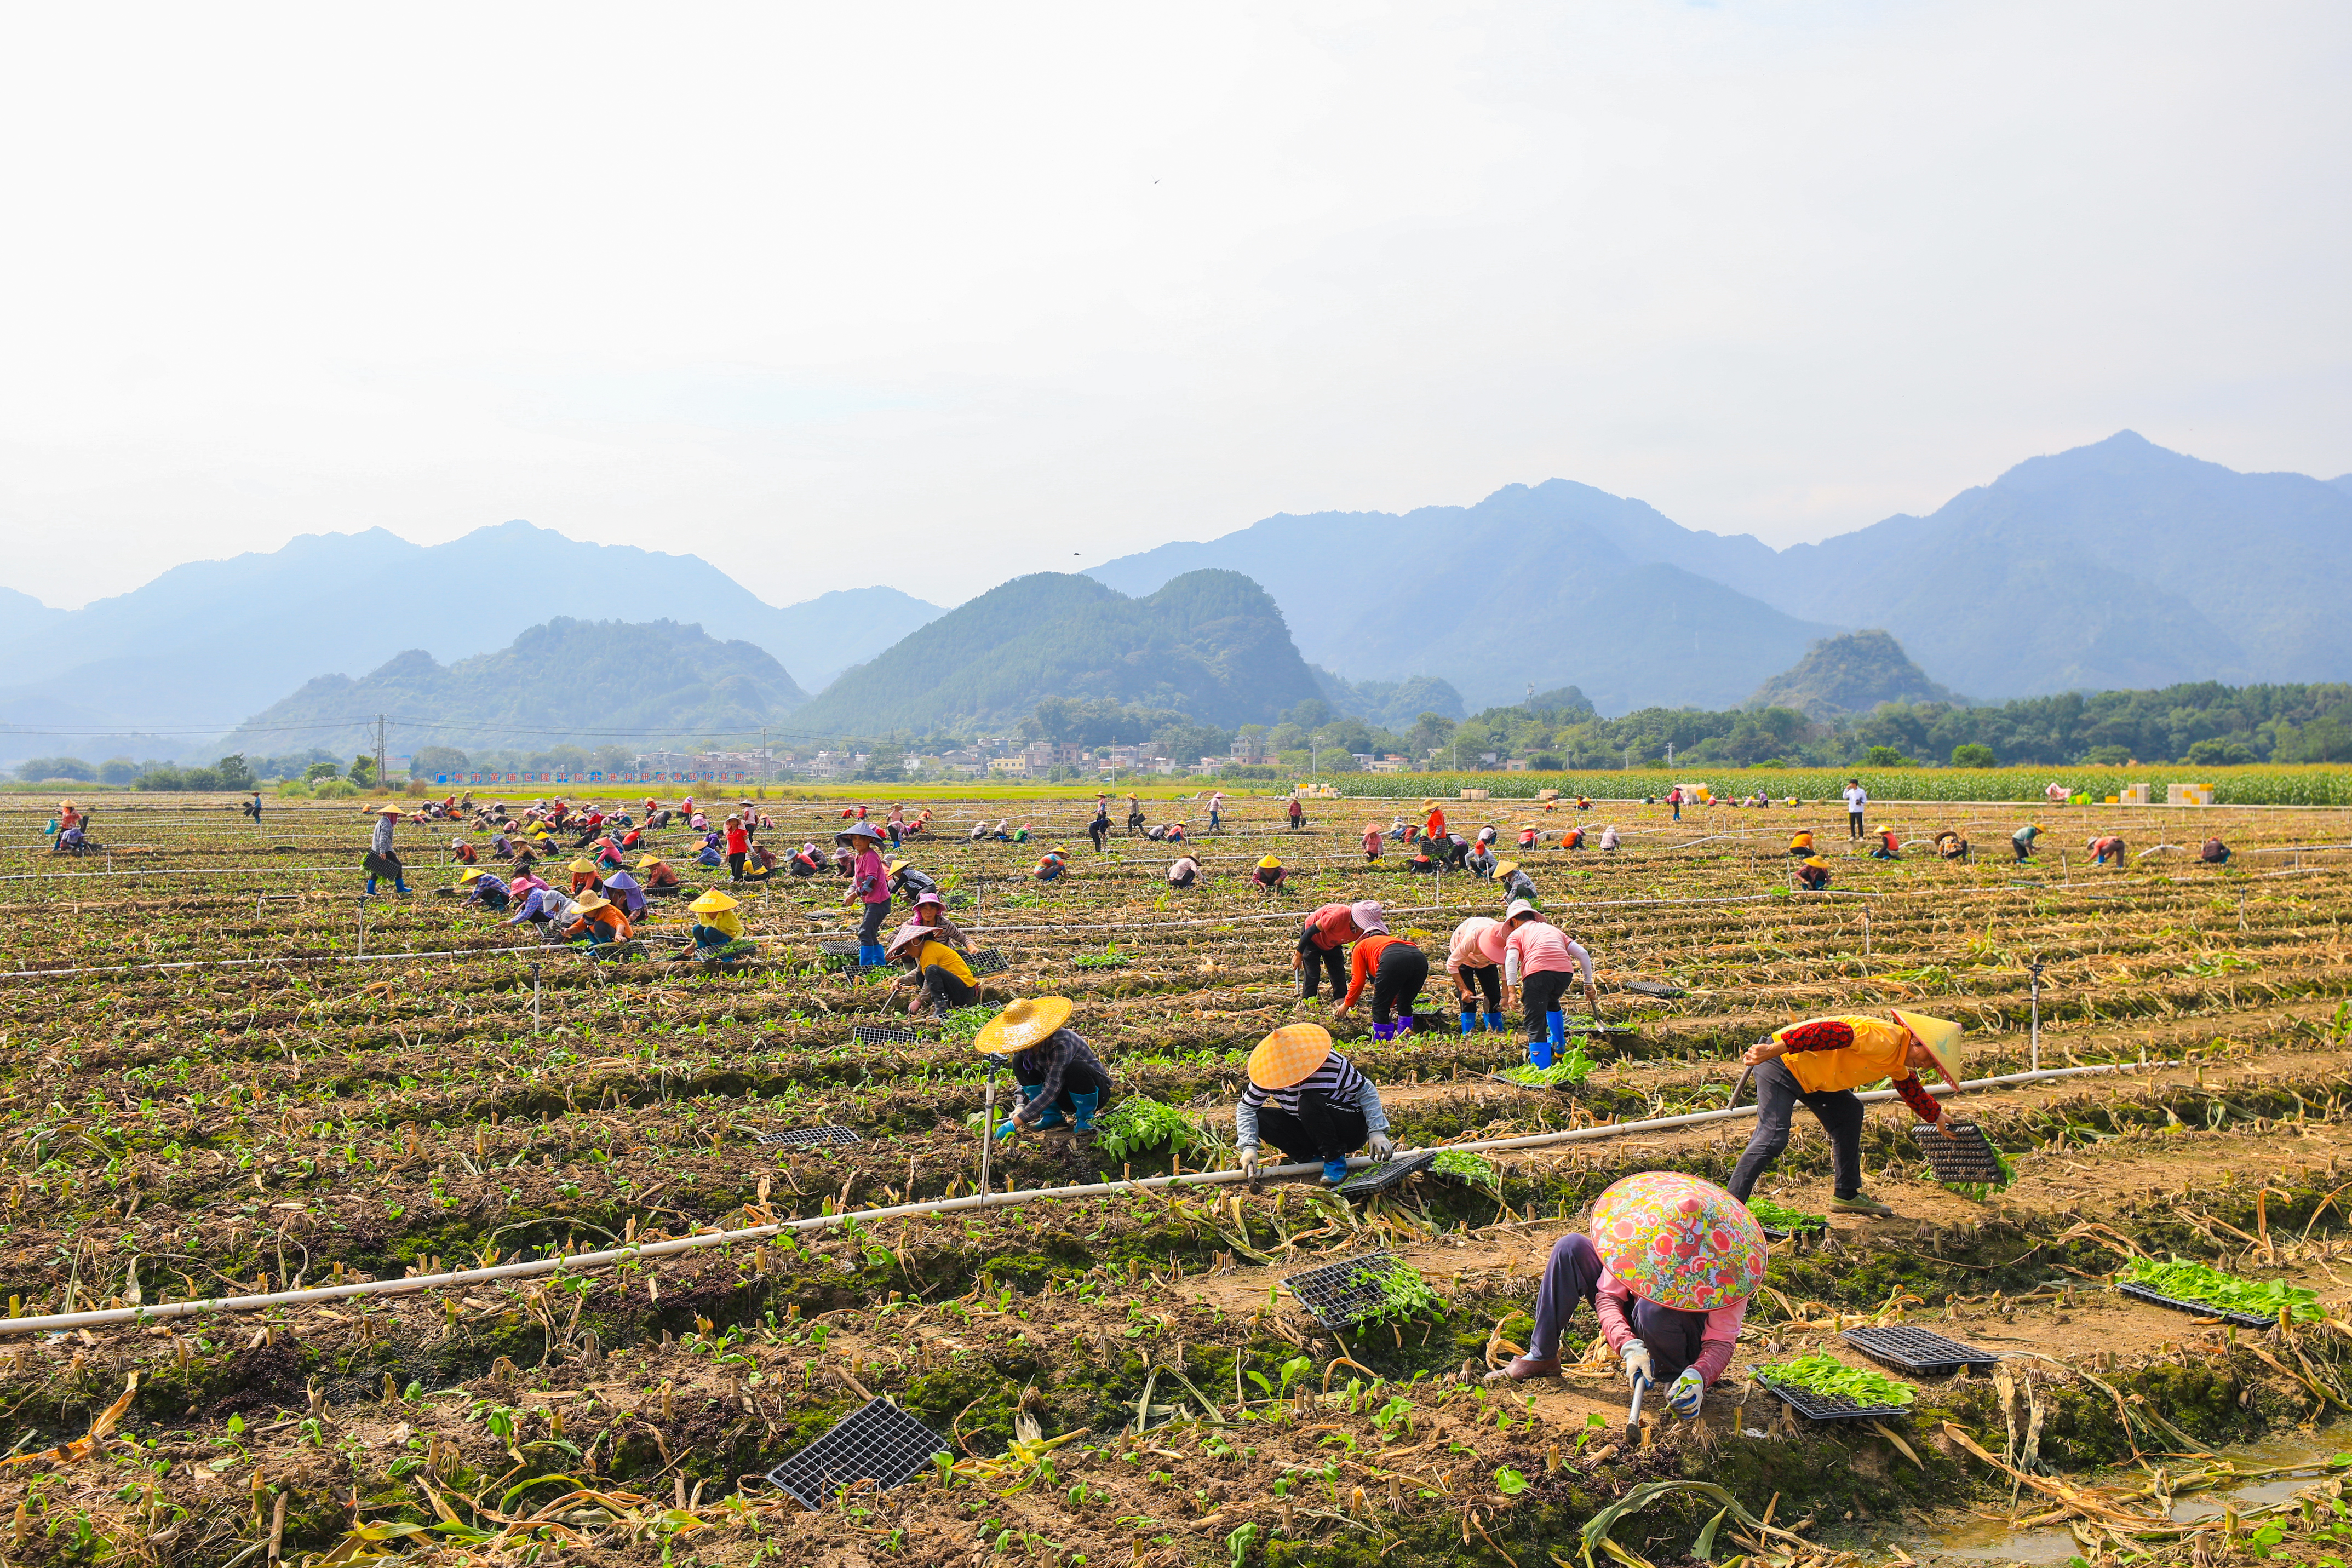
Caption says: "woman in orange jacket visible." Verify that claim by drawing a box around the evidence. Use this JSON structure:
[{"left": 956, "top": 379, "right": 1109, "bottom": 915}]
[{"left": 1728, "top": 1012, "right": 1962, "bottom": 1216}]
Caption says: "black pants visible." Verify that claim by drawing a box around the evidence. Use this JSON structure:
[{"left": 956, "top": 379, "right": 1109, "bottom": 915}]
[
  {"left": 1848, "top": 811, "right": 1865, "bottom": 838},
  {"left": 1255, "top": 1088, "right": 1366, "bottom": 1163},
  {"left": 1170, "top": 868, "right": 1196, "bottom": 888},
  {"left": 1521, "top": 968, "right": 1571, "bottom": 1036},
  {"left": 1297, "top": 939, "right": 1347, "bottom": 999},
  {"left": 1088, "top": 822, "right": 1108, "bottom": 851},
  {"left": 1370, "top": 944, "right": 1428, "bottom": 1025},
  {"left": 1729, "top": 1059, "right": 1865, "bottom": 1201},
  {"left": 1127, "top": 813, "right": 1145, "bottom": 836},
  {"left": 920, "top": 965, "right": 978, "bottom": 1007},
  {"left": 727, "top": 852, "right": 747, "bottom": 880},
  {"left": 1458, "top": 964, "right": 1502, "bottom": 1009},
  {"left": 1445, "top": 841, "right": 1469, "bottom": 868},
  {"left": 857, "top": 900, "right": 888, "bottom": 946},
  {"left": 472, "top": 889, "right": 510, "bottom": 911}
]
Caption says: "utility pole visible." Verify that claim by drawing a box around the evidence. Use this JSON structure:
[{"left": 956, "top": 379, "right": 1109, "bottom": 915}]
[{"left": 375, "top": 714, "right": 387, "bottom": 794}]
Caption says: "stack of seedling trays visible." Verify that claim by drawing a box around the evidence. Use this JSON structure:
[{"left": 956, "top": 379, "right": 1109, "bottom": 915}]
[
  {"left": 1908, "top": 1121, "right": 2009, "bottom": 1186},
  {"left": 1843, "top": 1325, "right": 1999, "bottom": 1377},
  {"left": 967, "top": 949, "right": 1010, "bottom": 977},
  {"left": 852, "top": 1022, "right": 925, "bottom": 1047},
  {"left": 756, "top": 1124, "right": 863, "bottom": 1150},
  {"left": 1281, "top": 1251, "right": 1415, "bottom": 1331},
  {"left": 1333, "top": 1151, "right": 1436, "bottom": 1199},
  {"left": 766, "top": 1398, "right": 947, "bottom": 1507}
]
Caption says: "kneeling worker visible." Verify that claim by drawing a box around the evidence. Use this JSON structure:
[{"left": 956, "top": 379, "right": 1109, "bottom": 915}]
[
  {"left": 980, "top": 996, "right": 1110, "bottom": 1142},
  {"left": 1234, "top": 1022, "right": 1396, "bottom": 1186},
  {"left": 1489, "top": 1171, "right": 1762, "bottom": 1426},
  {"left": 682, "top": 889, "right": 752, "bottom": 963},
  {"left": 1794, "top": 855, "right": 1831, "bottom": 891},
  {"left": 1729, "top": 1011, "right": 1963, "bottom": 1216},
  {"left": 885, "top": 921, "right": 979, "bottom": 1018}
]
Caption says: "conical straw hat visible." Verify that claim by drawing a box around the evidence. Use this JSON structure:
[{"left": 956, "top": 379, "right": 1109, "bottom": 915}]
[
  {"left": 1248, "top": 1024, "right": 1332, "bottom": 1090},
  {"left": 974, "top": 997, "right": 1072, "bottom": 1054},
  {"left": 1890, "top": 1009, "right": 1964, "bottom": 1089}
]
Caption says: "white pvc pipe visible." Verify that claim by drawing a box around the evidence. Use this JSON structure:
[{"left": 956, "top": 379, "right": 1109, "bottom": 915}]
[{"left": 0, "top": 1058, "right": 2166, "bottom": 1337}]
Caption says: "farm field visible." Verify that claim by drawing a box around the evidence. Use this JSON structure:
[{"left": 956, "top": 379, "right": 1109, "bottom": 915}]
[{"left": 1, "top": 791, "right": 2350, "bottom": 1567}]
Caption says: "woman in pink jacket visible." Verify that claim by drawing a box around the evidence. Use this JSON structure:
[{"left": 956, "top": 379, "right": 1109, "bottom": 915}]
[
  {"left": 1502, "top": 899, "right": 1601, "bottom": 1067},
  {"left": 1445, "top": 916, "right": 1510, "bottom": 1035}
]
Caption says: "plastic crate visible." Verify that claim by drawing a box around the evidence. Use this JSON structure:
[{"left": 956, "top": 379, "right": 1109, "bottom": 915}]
[
  {"left": 1843, "top": 1325, "right": 1999, "bottom": 1376},
  {"left": 2115, "top": 1280, "right": 2273, "bottom": 1330},
  {"left": 1334, "top": 1152, "right": 1436, "bottom": 1199},
  {"left": 1752, "top": 1371, "right": 1913, "bottom": 1423},
  {"left": 1281, "top": 1251, "right": 1417, "bottom": 1330},
  {"left": 852, "top": 1023, "right": 923, "bottom": 1047},
  {"left": 1908, "top": 1121, "right": 2009, "bottom": 1186},
  {"left": 756, "top": 1124, "right": 862, "bottom": 1149},
  {"left": 766, "top": 1398, "right": 947, "bottom": 1507}
]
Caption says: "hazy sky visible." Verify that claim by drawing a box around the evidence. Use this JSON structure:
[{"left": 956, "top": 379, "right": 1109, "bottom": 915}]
[{"left": 3, "top": 3, "right": 2346, "bottom": 611}]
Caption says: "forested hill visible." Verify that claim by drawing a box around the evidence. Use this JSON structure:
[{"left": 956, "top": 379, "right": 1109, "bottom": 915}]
[
  {"left": 1748, "top": 630, "right": 1958, "bottom": 719},
  {"left": 792, "top": 570, "right": 1322, "bottom": 733},
  {"left": 220, "top": 619, "right": 807, "bottom": 757}
]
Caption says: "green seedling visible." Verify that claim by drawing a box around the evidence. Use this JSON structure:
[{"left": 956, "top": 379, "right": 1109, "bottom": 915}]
[
  {"left": 2120, "top": 1256, "right": 2322, "bottom": 1322},
  {"left": 1753, "top": 1352, "right": 1914, "bottom": 1409}
]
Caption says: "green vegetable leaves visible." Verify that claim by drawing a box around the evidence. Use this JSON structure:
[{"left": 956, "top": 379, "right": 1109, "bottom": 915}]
[
  {"left": 1754, "top": 1352, "right": 1914, "bottom": 1409},
  {"left": 2119, "top": 1256, "right": 2322, "bottom": 1322}
]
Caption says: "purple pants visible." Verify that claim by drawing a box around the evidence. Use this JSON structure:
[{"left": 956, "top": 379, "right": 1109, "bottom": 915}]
[{"left": 1529, "top": 1234, "right": 1708, "bottom": 1381}]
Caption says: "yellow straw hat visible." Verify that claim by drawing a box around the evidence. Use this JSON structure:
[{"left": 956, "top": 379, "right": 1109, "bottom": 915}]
[
  {"left": 1258, "top": 855, "right": 1281, "bottom": 870},
  {"left": 688, "top": 889, "right": 738, "bottom": 915},
  {"left": 974, "top": 997, "right": 1073, "bottom": 1055},
  {"left": 637, "top": 853, "right": 661, "bottom": 869},
  {"left": 456, "top": 867, "right": 484, "bottom": 883},
  {"left": 1249, "top": 1024, "right": 1333, "bottom": 1090},
  {"left": 1494, "top": 860, "right": 1519, "bottom": 877},
  {"left": 1803, "top": 855, "right": 1828, "bottom": 869},
  {"left": 1890, "top": 1010, "right": 1965, "bottom": 1090},
  {"left": 567, "top": 858, "right": 598, "bottom": 874},
  {"left": 376, "top": 804, "right": 403, "bottom": 815},
  {"left": 572, "top": 892, "right": 612, "bottom": 914}
]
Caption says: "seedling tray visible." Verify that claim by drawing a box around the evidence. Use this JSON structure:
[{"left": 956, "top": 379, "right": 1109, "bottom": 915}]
[
  {"left": 1908, "top": 1121, "right": 2008, "bottom": 1186},
  {"left": 756, "top": 1124, "right": 862, "bottom": 1149},
  {"left": 1334, "top": 1151, "right": 1436, "bottom": 1198},
  {"left": 817, "top": 940, "right": 863, "bottom": 958},
  {"left": 1843, "top": 1325, "right": 1999, "bottom": 1376},
  {"left": 1752, "top": 1372, "right": 1913, "bottom": 1423},
  {"left": 2116, "top": 1280, "right": 2273, "bottom": 1329},
  {"left": 766, "top": 1397, "right": 946, "bottom": 1507},
  {"left": 1624, "top": 980, "right": 1685, "bottom": 998},
  {"left": 1282, "top": 1251, "right": 1414, "bottom": 1331},
  {"left": 967, "top": 948, "right": 1009, "bottom": 977},
  {"left": 852, "top": 1023, "right": 924, "bottom": 1047}
]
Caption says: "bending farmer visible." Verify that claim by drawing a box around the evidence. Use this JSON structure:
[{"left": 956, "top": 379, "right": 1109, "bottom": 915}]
[
  {"left": 1234, "top": 1023, "right": 1395, "bottom": 1187},
  {"left": 1728, "top": 1011, "right": 1964, "bottom": 1217},
  {"left": 980, "top": 997, "right": 1111, "bottom": 1144}
]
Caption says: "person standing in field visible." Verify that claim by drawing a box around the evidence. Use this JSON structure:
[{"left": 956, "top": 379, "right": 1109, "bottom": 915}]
[
  {"left": 1125, "top": 793, "right": 1146, "bottom": 837},
  {"left": 1502, "top": 899, "right": 1600, "bottom": 1067},
  {"left": 365, "top": 804, "right": 410, "bottom": 895},
  {"left": 1287, "top": 796, "right": 1305, "bottom": 832},
  {"left": 839, "top": 821, "right": 892, "bottom": 964},
  {"left": 1667, "top": 785, "right": 1682, "bottom": 822},
  {"left": 1087, "top": 797, "right": 1111, "bottom": 852},
  {"left": 1727, "top": 1012, "right": 1964, "bottom": 1216},
  {"left": 1843, "top": 778, "right": 1868, "bottom": 838}
]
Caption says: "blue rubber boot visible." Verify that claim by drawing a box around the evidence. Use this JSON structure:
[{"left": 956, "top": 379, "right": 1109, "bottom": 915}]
[
  {"left": 1321, "top": 1157, "right": 1351, "bottom": 1185},
  {"left": 1068, "top": 1089, "right": 1100, "bottom": 1131},
  {"left": 1528, "top": 1035, "right": 1554, "bottom": 1070},
  {"left": 861, "top": 944, "right": 886, "bottom": 967},
  {"left": 1548, "top": 1012, "right": 1566, "bottom": 1056},
  {"left": 1460, "top": 1010, "right": 1476, "bottom": 1036},
  {"left": 1019, "top": 1084, "right": 1068, "bottom": 1130},
  {"left": 1485, "top": 1010, "right": 1507, "bottom": 1034}
]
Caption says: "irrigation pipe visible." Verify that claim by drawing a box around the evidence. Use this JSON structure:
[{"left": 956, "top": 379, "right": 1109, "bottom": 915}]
[{"left": 0, "top": 1057, "right": 2171, "bottom": 1337}]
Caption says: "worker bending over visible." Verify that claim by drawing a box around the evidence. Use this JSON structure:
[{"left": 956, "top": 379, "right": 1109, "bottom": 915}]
[
  {"left": 456, "top": 868, "right": 508, "bottom": 910},
  {"left": 1794, "top": 855, "right": 1831, "bottom": 891},
  {"left": 1334, "top": 920, "right": 1426, "bottom": 1041},
  {"left": 884, "top": 922, "right": 979, "bottom": 1016},
  {"left": 1728, "top": 1012, "right": 1963, "bottom": 1217},
  {"left": 1253, "top": 855, "right": 1289, "bottom": 896},
  {"left": 1446, "top": 915, "right": 1509, "bottom": 1035},
  {"left": 2088, "top": 835, "right": 2127, "bottom": 869},
  {"left": 2012, "top": 823, "right": 2042, "bottom": 863},
  {"left": 1293, "top": 901, "right": 1372, "bottom": 1001},
  {"left": 1503, "top": 899, "right": 1599, "bottom": 1067},
  {"left": 1167, "top": 854, "right": 1202, "bottom": 889},
  {"left": 1234, "top": 1024, "right": 1396, "bottom": 1187}
]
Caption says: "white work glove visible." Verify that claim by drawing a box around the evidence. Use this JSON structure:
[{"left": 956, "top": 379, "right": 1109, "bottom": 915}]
[
  {"left": 1237, "top": 1145, "right": 1262, "bottom": 1179},
  {"left": 1366, "top": 1132, "right": 1397, "bottom": 1162},
  {"left": 1666, "top": 1368, "right": 1705, "bottom": 1417},
  {"left": 1621, "top": 1343, "right": 1654, "bottom": 1389}
]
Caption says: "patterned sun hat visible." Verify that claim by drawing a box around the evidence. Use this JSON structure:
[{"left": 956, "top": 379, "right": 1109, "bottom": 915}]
[
  {"left": 1589, "top": 1171, "right": 1766, "bottom": 1312},
  {"left": 1248, "top": 1024, "right": 1333, "bottom": 1090}
]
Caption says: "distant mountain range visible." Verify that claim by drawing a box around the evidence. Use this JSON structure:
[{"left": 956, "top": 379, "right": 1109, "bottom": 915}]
[
  {"left": 0, "top": 521, "right": 940, "bottom": 762},
  {"left": 794, "top": 570, "right": 1323, "bottom": 733},
  {"left": 222, "top": 618, "right": 807, "bottom": 759},
  {"left": 1092, "top": 433, "right": 2352, "bottom": 710}
]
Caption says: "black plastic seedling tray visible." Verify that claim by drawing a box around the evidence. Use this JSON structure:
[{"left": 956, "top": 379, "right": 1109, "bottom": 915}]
[
  {"left": 1752, "top": 1372, "right": 1913, "bottom": 1423},
  {"left": 2115, "top": 1280, "right": 2273, "bottom": 1329},
  {"left": 756, "top": 1124, "right": 863, "bottom": 1149},
  {"left": 1624, "top": 980, "right": 1686, "bottom": 998},
  {"left": 1843, "top": 1325, "right": 1999, "bottom": 1376},
  {"left": 852, "top": 1023, "right": 924, "bottom": 1047},
  {"left": 967, "top": 948, "right": 1009, "bottom": 977},
  {"left": 766, "top": 1398, "right": 947, "bottom": 1507},
  {"left": 1282, "top": 1251, "right": 1415, "bottom": 1331},
  {"left": 1909, "top": 1121, "right": 2009, "bottom": 1186},
  {"left": 1334, "top": 1152, "right": 1436, "bottom": 1199}
]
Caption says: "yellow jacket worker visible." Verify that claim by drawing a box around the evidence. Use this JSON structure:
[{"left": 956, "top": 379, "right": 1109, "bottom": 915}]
[{"left": 1728, "top": 1012, "right": 1963, "bottom": 1217}]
